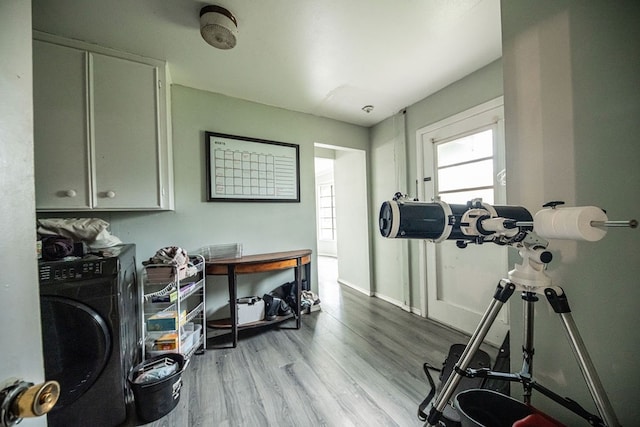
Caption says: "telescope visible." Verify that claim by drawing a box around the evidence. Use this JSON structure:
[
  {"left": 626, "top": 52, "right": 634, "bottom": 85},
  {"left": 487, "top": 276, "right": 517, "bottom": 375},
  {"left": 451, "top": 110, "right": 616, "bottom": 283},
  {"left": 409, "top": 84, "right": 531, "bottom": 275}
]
[
  {"left": 379, "top": 192, "right": 637, "bottom": 427},
  {"left": 379, "top": 192, "right": 637, "bottom": 247}
]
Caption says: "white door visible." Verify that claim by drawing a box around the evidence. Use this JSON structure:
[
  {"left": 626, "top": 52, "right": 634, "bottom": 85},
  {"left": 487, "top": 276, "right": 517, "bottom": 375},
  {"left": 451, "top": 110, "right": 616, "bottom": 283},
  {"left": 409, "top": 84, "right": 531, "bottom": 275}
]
[
  {"left": 1, "top": 3, "right": 47, "bottom": 425},
  {"left": 418, "top": 98, "right": 508, "bottom": 346}
]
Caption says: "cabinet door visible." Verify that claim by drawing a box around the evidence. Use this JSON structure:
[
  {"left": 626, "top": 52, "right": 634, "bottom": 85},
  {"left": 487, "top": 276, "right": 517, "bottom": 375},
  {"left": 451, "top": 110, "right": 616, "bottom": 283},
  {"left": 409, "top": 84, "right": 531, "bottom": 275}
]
[
  {"left": 91, "top": 53, "right": 163, "bottom": 209},
  {"left": 33, "top": 41, "right": 91, "bottom": 210}
]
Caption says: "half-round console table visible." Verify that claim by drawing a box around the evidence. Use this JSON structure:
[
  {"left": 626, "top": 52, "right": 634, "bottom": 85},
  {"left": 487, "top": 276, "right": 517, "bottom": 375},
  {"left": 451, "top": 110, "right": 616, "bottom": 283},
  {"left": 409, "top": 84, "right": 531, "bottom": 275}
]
[{"left": 206, "top": 249, "right": 312, "bottom": 348}]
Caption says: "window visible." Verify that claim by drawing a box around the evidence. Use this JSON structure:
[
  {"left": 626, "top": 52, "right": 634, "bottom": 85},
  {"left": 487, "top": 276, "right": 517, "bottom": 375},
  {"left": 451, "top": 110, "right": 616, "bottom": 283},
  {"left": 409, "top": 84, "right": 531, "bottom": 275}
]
[
  {"left": 435, "top": 128, "right": 497, "bottom": 204},
  {"left": 317, "top": 183, "right": 336, "bottom": 240}
]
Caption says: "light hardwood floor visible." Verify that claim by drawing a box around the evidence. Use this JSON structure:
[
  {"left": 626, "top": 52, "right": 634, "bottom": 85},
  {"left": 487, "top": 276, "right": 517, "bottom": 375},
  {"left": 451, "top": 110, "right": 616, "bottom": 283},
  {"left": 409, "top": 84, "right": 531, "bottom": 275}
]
[{"left": 134, "top": 256, "right": 496, "bottom": 427}]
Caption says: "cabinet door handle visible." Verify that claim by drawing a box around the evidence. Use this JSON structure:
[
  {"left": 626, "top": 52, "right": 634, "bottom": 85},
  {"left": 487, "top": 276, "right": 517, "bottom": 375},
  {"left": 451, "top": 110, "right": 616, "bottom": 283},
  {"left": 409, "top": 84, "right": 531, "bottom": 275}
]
[
  {"left": 64, "top": 190, "right": 77, "bottom": 198},
  {"left": 104, "top": 191, "right": 116, "bottom": 199}
]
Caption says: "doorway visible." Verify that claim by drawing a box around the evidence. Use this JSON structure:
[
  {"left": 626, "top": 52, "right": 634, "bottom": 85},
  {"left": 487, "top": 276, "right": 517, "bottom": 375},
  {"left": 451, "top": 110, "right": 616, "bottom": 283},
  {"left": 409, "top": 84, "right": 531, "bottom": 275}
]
[{"left": 314, "top": 144, "right": 371, "bottom": 297}]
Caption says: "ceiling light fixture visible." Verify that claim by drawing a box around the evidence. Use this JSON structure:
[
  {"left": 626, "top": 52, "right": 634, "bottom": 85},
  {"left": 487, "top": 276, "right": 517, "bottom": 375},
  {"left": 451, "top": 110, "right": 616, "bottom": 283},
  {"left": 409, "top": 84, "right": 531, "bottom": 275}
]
[
  {"left": 200, "top": 5, "right": 238, "bottom": 50},
  {"left": 362, "top": 105, "right": 374, "bottom": 113}
]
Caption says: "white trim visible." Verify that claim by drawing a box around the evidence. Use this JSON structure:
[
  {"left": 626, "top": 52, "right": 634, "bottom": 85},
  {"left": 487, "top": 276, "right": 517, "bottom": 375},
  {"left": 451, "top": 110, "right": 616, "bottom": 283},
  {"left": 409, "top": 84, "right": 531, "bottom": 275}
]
[
  {"left": 372, "top": 292, "right": 423, "bottom": 316},
  {"left": 337, "top": 278, "right": 372, "bottom": 296},
  {"left": 373, "top": 292, "right": 408, "bottom": 313},
  {"left": 33, "top": 30, "right": 166, "bottom": 67},
  {"left": 87, "top": 52, "right": 96, "bottom": 208},
  {"left": 416, "top": 96, "right": 504, "bottom": 136}
]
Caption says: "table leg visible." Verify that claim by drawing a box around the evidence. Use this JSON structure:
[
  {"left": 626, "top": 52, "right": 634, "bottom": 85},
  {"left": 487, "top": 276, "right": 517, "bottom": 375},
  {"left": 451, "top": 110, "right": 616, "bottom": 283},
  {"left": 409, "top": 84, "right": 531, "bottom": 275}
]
[
  {"left": 295, "top": 261, "right": 301, "bottom": 329},
  {"left": 227, "top": 265, "right": 238, "bottom": 348},
  {"left": 304, "top": 260, "right": 311, "bottom": 291}
]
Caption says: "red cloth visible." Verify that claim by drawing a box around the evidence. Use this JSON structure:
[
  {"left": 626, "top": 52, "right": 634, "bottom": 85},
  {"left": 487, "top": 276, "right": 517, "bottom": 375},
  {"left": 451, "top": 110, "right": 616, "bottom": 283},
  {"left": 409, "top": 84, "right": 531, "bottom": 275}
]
[{"left": 512, "top": 413, "right": 565, "bottom": 427}]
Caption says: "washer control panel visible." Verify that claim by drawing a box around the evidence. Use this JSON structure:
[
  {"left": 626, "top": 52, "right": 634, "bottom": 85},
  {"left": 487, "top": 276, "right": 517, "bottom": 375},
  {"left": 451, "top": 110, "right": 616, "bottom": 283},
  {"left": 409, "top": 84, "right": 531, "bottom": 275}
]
[{"left": 38, "top": 258, "right": 116, "bottom": 284}]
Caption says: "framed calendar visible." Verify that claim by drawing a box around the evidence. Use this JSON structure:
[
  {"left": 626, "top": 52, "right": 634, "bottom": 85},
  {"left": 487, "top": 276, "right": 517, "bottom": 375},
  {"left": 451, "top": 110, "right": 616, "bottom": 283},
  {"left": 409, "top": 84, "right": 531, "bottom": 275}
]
[{"left": 205, "top": 131, "right": 300, "bottom": 202}]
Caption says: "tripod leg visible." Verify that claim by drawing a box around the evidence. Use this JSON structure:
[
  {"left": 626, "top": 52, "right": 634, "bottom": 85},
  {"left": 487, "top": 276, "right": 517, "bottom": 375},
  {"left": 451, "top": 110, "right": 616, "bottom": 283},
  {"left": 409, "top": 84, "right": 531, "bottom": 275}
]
[
  {"left": 520, "top": 291, "right": 538, "bottom": 404},
  {"left": 425, "top": 280, "right": 516, "bottom": 426},
  {"left": 545, "top": 287, "right": 621, "bottom": 427}
]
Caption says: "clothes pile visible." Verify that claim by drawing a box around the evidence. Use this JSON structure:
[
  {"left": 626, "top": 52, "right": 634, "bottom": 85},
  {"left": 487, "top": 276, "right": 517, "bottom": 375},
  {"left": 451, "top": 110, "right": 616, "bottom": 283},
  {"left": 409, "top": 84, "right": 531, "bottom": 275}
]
[
  {"left": 301, "top": 290, "right": 321, "bottom": 313},
  {"left": 143, "top": 246, "right": 199, "bottom": 277},
  {"left": 37, "top": 218, "right": 124, "bottom": 260}
]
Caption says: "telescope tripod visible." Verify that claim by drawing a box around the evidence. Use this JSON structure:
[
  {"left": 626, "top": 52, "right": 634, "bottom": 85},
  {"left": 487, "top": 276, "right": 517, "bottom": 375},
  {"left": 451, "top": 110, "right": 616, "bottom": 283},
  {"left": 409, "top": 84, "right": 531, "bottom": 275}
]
[{"left": 424, "top": 278, "right": 621, "bottom": 427}]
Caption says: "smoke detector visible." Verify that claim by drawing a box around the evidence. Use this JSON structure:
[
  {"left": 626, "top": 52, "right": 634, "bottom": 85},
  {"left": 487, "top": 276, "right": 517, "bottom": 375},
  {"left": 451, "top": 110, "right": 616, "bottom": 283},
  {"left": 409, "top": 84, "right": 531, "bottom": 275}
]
[{"left": 200, "top": 5, "right": 238, "bottom": 50}]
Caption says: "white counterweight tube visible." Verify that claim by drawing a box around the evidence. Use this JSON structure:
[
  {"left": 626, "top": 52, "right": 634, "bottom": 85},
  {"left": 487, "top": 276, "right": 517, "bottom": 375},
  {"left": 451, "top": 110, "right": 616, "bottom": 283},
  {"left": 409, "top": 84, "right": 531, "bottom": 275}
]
[{"left": 534, "top": 206, "right": 608, "bottom": 241}]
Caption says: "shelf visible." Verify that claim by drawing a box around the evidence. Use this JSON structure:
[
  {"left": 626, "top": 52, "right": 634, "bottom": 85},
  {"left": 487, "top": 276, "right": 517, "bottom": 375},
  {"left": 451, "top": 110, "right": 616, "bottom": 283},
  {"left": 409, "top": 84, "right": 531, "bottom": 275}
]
[
  {"left": 145, "top": 328, "right": 203, "bottom": 359},
  {"left": 179, "top": 279, "right": 203, "bottom": 301},
  {"left": 185, "top": 301, "right": 205, "bottom": 324},
  {"left": 142, "top": 279, "right": 203, "bottom": 306},
  {"left": 207, "top": 313, "right": 296, "bottom": 330},
  {"left": 185, "top": 334, "right": 205, "bottom": 359},
  {"left": 141, "top": 254, "right": 206, "bottom": 361}
]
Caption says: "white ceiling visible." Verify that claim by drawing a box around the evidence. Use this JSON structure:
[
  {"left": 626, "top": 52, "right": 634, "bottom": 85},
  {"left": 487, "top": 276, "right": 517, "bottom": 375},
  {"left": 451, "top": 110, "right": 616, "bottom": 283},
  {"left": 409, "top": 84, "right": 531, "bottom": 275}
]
[{"left": 31, "top": 0, "right": 502, "bottom": 127}]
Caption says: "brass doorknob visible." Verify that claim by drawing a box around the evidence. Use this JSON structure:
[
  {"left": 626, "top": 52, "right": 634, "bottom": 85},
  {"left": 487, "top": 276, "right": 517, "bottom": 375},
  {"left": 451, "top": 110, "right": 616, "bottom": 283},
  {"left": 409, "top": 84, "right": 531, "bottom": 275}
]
[
  {"left": 0, "top": 379, "right": 60, "bottom": 427},
  {"left": 14, "top": 380, "right": 60, "bottom": 417}
]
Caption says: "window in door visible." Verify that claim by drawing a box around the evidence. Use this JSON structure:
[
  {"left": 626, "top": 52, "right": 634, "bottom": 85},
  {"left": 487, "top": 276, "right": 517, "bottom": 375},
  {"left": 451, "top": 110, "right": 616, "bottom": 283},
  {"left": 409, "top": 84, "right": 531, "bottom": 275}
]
[{"left": 436, "top": 128, "right": 497, "bottom": 204}]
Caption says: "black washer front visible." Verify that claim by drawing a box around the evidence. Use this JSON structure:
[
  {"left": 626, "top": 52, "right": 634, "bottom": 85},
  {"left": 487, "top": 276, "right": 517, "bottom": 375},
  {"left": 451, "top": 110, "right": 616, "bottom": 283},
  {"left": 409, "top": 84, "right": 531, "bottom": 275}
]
[
  {"left": 38, "top": 244, "right": 138, "bottom": 427},
  {"left": 40, "top": 295, "right": 111, "bottom": 408}
]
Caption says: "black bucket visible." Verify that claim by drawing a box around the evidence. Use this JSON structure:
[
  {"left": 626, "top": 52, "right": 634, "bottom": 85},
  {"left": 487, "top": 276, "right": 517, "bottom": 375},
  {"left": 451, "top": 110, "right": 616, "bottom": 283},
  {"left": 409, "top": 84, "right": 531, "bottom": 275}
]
[
  {"left": 128, "top": 353, "right": 185, "bottom": 423},
  {"left": 454, "top": 389, "right": 533, "bottom": 427}
]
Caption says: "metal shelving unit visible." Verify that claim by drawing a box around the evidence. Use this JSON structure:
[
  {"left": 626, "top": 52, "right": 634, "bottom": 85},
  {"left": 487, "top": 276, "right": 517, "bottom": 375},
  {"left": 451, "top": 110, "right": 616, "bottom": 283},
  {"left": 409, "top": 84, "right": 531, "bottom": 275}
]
[{"left": 141, "top": 254, "right": 206, "bottom": 362}]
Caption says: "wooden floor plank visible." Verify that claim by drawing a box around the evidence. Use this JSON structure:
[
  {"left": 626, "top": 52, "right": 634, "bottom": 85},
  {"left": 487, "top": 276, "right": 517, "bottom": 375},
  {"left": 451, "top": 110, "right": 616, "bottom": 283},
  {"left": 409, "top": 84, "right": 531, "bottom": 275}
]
[{"left": 129, "top": 256, "right": 497, "bottom": 427}]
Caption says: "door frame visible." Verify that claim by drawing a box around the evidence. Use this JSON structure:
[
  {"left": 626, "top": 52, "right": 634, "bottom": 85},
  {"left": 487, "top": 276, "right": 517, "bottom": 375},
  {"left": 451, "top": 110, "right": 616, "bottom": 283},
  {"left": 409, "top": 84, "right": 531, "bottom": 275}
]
[
  {"left": 0, "top": 4, "right": 47, "bottom": 425},
  {"left": 415, "top": 97, "right": 508, "bottom": 345},
  {"left": 314, "top": 143, "right": 372, "bottom": 296}
]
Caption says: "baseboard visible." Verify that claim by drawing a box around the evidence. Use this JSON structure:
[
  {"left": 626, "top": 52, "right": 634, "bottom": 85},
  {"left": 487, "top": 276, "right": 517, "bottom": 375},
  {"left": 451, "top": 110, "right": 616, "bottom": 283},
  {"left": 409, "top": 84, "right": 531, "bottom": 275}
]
[
  {"left": 410, "top": 306, "right": 423, "bottom": 316},
  {"left": 317, "top": 253, "right": 337, "bottom": 258},
  {"left": 372, "top": 292, "right": 423, "bottom": 317},
  {"left": 337, "top": 278, "right": 372, "bottom": 296},
  {"left": 337, "top": 279, "right": 423, "bottom": 317}
]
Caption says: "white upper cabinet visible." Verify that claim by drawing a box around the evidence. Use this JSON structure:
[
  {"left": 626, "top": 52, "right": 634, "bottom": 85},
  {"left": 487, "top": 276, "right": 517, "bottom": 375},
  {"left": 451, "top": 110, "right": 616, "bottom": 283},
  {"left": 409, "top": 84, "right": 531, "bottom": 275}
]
[
  {"left": 33, "top": 34, "right": 174, "bottom": 211},
  {"left": 33, "top": 41, "right": 91, "bottom": 209},
  {"left": 91, "top": 53, "right": 164, "bottom": 209}
]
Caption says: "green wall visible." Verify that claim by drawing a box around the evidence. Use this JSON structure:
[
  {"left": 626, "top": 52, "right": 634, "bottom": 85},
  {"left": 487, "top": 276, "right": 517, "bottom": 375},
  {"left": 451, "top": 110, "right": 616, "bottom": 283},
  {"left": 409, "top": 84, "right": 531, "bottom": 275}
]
[
  {"left": 370, "top": 60, "right": 504, "bottom": 310},
  {"left": 104, "top": 85, "right": 369, "bottom": 318},
  {"left": 502, "top": 1, "right": 640, "bottom": 424}
]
